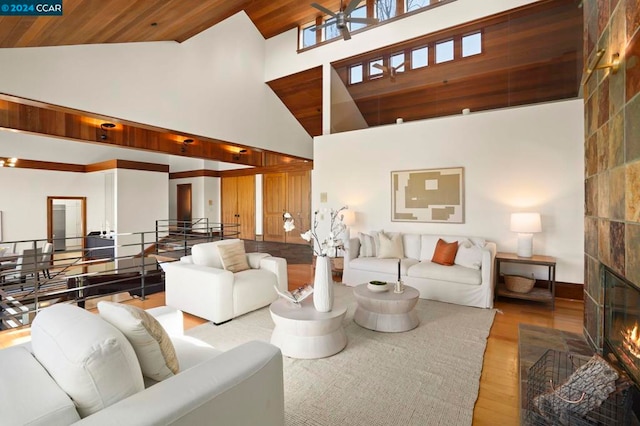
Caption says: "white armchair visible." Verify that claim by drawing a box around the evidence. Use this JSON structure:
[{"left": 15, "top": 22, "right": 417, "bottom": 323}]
[{"left": 162, "top": 240, "right": 288, "bottom": 325}]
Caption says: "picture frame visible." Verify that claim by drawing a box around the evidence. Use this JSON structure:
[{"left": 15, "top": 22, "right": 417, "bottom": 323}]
[{"left": 391, "top": 167, "right": 464, "bottom": 223}]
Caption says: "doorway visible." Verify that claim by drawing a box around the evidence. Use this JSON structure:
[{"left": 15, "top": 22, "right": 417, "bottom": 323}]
[
  {"left": 47, "top": 197, "right": 87, "bottom": 252},
  {"left": 177, "top": 184, "right": 192, "bottom": 228}
]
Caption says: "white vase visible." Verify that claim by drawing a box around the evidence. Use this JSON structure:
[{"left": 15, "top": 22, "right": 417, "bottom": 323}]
[{"left": 313, "top": 256, "right": 334, "bottom": 312}]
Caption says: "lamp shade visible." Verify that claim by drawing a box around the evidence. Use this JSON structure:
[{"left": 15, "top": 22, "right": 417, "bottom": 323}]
[
  {"left": 510, "top": 213, "right": 541, "bottom": 233},
  {"left": 341, "top": 210, "right": 356, "bottom": 226}
]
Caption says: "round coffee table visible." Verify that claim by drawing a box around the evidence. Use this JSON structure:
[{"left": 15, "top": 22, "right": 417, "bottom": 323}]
[
  {"left": 269, "top": 297, "right": 347, "bottom": 359},
  {"left": 353, "top": 283, "right": 420, "bottom": 332}
]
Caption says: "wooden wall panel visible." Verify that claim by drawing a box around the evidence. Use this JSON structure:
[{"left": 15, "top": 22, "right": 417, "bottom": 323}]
[
  {"left": 267, "top": 67, "right": 323, "bottom": 137},
  {"left": 330, "top": 0, "right": 583, "bottom": 126},
  {"left": 0, "top": 95, "right": 307, "bottom": 167}
]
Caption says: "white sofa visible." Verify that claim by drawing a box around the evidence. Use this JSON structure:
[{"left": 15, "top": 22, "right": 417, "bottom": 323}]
[
  {"left": 343, "top": 233, "right": 497, "bottom": 308},
  {"left": 0, "top": 303, "right": 285, "bottom": 426},
  {"left": 162, "top": 239, "right": 288, "bottom": 324}
]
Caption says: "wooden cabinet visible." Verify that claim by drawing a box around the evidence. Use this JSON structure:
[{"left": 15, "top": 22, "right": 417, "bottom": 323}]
[
  {"left": 221, "top": 175, "right": 255, "bottom": 240},
  {"left": 263, "top": 170, "right": 311, "bottom": 245}
]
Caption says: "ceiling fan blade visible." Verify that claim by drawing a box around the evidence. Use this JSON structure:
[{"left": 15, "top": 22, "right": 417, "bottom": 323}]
[
  {"left": 345, "top": 17, "right": 378, "bottom": 25},
  {"left": 343, "top": 0, "right": 361, "bottom": 15},
  {"left": 341, "top": 26, "right": 351, "bottom": 40},
  {"left": 310, "top": 21, "right": 333, "bottom": 31},
  {"left": 311, "top": 3, "right": 337, "bottom": 17},
  {"left": 393, "top": 61, "right": 407, "bottom": 72},
  {"left": 372, "top": 63, "right": 388, "bottom": 72}
]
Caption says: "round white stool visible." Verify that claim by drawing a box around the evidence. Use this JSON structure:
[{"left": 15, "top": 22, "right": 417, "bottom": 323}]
[{"left": 269, "top": 297, "right": 347, "bottom": 359}]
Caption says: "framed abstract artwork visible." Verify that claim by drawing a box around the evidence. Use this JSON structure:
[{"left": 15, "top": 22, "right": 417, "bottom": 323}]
[{"left": 391, "top": 167, "right": 464, "bottom": 223}]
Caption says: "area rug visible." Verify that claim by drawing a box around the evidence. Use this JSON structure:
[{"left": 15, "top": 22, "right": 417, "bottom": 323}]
[{"left": 186, "top": 284, "right": 496, "bottom": 426}]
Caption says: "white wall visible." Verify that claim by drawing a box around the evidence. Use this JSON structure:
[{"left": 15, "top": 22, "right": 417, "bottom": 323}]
[
  {"left": 203, "top": 177, "right": 221, "bottom": 224},
  {"left": 313, "top": 100, "right": 585, "bottom": 283},
  {"left": 255, "top": 174, "right": 263, "bottom": 236},
  {"left": 0, "top": 13, "right": 312, "bottom": 159},
  {"left": 115, "top": 169, "right": 169, "bottom": 257},
  {"left": 0, "top": 168, "right": 105, "bottom": 244},
  {"left": 168, "top": 176, "right": 221, "bottom": 224}
]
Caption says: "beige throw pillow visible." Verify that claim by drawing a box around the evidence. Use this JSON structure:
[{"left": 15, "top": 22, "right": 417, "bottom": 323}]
[
  {"left": 217, "top": 241, "right": 250, "bottom": 273},
  {"left": 97, "top": 301, "right": 179, "bottom": 382},
  {"left": 377, "top": 232, "right": 404, "bottom": 259}
]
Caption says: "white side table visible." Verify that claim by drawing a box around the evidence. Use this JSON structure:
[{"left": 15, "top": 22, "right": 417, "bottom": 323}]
[
  {"left": 353, "top": 284, "right": 419, "bottom": 332},
  {"left": 269, "top": 297, "right": 347, "bottom": 359}
]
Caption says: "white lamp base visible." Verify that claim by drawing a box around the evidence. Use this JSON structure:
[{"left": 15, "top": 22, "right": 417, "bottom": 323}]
[{"left": 516, "top": 233, "right": 534, "bottom": 258}]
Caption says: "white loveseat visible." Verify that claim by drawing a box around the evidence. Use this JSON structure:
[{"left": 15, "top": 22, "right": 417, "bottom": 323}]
[
  {"left": 0, "top": 303, "right": 285, "bottom": 426},
  {"left": 162, "top": 239, "right": 288, "bottom": 324},
  {"left": 343, "top": 233, "right": 497, "bottom": 308}
]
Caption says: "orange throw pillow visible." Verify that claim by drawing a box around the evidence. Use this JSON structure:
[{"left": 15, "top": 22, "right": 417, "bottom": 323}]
[{"left": 431, "top": 239, "right": 459, "bottom": 266}]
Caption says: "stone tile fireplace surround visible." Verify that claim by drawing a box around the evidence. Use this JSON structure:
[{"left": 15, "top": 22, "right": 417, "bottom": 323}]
[
  {"left": 583, "top": 0, "right": 640, "bottom": 354},
  {"left": 582, "top": 0, "right": 640, "bottom": 419}
]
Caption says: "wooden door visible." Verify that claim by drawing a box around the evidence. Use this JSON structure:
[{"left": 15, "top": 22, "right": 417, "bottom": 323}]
[
  {"left": 47, "top": 196, "right": 87, "bottom": 251},
  {"left": 221, "top": 177, "right": 239, "bottom": 238},
  {"left": 236, "top": 175, "right": 255, "bottom": 240},
  {"left": 262, "top": 173, "right": 287, "bottom": 242},
  {"left": 286, "top": 170, "right": 311, "bottom": 245},
  {"left": 176, "top": 184, "right": 192, "bottom": 229}
]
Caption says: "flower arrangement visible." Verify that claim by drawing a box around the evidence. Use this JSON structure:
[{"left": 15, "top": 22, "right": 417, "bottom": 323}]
[{"left": 284, "top": 206, "right": 348, "bottom": 257}]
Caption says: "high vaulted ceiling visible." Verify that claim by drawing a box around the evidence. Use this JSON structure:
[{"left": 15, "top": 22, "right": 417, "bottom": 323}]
[
  {"left": 0, "top": 0, "right": 585, "bottom": 151},
  {"left": 0, "top": 0, "right": 348, "bottom": 48}
]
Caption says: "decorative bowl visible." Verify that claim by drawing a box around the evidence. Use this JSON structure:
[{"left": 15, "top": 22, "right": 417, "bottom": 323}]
[{"left": 367, "top": 281, "right": 389, "bottom": 292}]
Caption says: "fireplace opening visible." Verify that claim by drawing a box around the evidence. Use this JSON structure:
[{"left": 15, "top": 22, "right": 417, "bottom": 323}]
[
  {"left": 604, "top": 266, "right": 640, "bottom": 424},
  {"left": 604, "top": 267, "right": 640, "bottom": 387}
]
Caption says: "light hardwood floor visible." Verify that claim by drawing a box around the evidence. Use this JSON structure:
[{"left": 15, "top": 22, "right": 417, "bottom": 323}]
[{"left": 0, "top": 263, "right": 583, "bottom": 425}]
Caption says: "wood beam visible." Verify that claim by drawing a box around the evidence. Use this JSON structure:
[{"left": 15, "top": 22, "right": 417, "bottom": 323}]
[{"left": 0, "top": 94, "right": 310, "bottom": 167}]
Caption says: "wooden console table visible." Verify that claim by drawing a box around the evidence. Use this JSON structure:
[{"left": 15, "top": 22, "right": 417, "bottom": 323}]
[{"left": 495, "top": 252, "right": 556, "bottom": 309}]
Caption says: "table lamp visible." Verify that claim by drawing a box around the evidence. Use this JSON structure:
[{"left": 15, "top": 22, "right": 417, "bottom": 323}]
[{"left": 510, "top": 212, "right": 541, "bottom": 258}]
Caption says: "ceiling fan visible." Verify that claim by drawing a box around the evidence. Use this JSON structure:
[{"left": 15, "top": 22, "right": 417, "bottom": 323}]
[
  {"left": 372, "top": 61, "right": 407, "bottom": 82},
  {"left": 310, "top": 0, "right": 379, "bottom": 41}
]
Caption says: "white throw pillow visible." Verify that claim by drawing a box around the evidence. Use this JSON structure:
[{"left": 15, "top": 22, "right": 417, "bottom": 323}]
[
  {"left": 217, "top": 241, "right": 250, "bottom": 273},
  {"left": 30, "top": 304, "right": 144, "bottom": 418},
  {"left": 377, "top": 232, "right": 404, "bottom": 259},
  {"left": 402, "top": 234, "right": 421, "bottom": 260},
  {"left": 98, "top": 301, "right": 179, "bottom": 382},
  {"left": 358, "top": 232, "right": 376, "bottom": 257},
  {"left": 454, "top": 239, "right": 484, "bottom": 270}
]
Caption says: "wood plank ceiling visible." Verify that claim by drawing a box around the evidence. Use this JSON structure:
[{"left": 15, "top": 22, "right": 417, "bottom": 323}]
[
  {"left": 0, "top": 0, "right": 348, "bottom": 48},
  {"left": 267, "top": 67, "right": 324, "bottom": 138}
]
